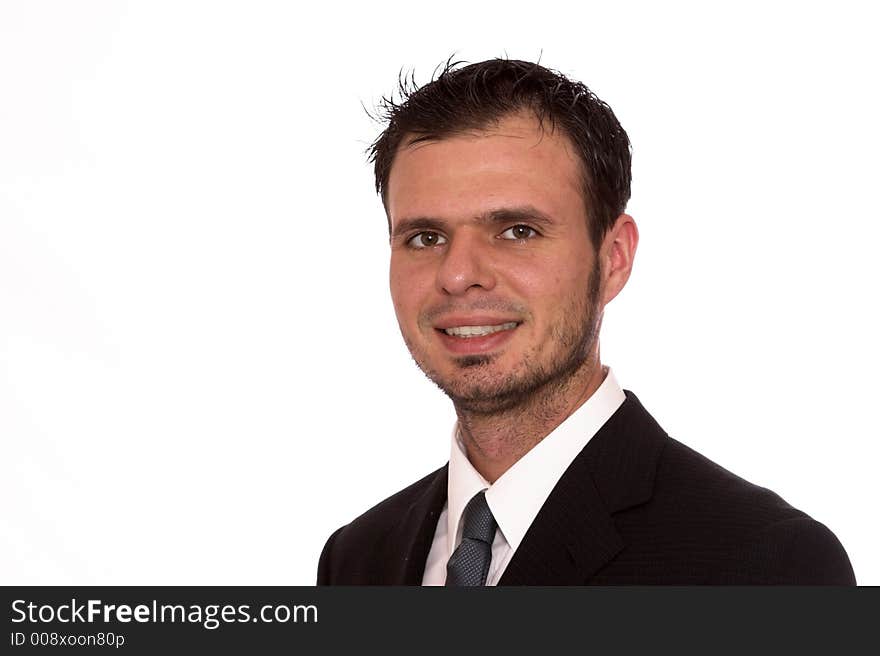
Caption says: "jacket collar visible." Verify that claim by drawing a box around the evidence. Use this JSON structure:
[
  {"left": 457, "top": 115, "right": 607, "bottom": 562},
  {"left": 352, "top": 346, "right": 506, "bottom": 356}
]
[
  {"left": 385, "top": 465, "right": 449, "bottom": 584},
  {"left": 386, "top": 390, "right": 666, "bottom": 585},
  {"left": 499, "top": 391, "right": 666, "bottom": 585}
]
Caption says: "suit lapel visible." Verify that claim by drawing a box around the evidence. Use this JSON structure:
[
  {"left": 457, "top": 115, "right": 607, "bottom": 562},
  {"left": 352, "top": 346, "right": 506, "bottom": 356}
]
[
  {"left": 384, "top": 465, "right": 448, "bottom": 584},
  {"left": 499, "top": 391, "right": 666, "bottom": 585},
  {"left": 498, "top": 456, "right": 625, "bottom": 584}
]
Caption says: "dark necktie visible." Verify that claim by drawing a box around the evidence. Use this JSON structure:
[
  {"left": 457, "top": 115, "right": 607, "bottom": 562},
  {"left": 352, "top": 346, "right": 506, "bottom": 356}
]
[{"left": 445, "top": 490, "right": 497, "bottom": 586}]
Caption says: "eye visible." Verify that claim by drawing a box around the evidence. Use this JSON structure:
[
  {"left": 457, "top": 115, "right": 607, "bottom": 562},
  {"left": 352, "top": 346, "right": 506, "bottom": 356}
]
[
  {"left": 406, "top": 231, "right": 448, "bottom": 249},
  {"left": 499, "top": 224, "right": 538, "bottom": 240}
]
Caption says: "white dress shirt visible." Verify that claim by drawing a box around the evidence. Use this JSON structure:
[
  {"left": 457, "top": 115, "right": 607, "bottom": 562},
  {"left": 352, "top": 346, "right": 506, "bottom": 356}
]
[{"left": 421, "top": 367, "right": 626, "bottom": 585}]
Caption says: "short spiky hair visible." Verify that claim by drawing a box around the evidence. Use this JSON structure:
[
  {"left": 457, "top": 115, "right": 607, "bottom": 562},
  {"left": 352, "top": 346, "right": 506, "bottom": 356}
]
[{"left": 368, "top": 57, "right": 632, "bottom": 248}]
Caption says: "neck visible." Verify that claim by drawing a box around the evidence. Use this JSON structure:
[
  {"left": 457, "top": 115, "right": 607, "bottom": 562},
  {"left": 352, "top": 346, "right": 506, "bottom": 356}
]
[{"left": 454, "top": 351, "right": 606, "bottom": 484}]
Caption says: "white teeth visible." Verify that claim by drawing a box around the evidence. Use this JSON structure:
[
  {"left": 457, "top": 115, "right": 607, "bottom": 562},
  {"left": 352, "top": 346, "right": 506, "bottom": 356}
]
[{"left": 443, "top": 322, "right": 518, "bottom": 338}]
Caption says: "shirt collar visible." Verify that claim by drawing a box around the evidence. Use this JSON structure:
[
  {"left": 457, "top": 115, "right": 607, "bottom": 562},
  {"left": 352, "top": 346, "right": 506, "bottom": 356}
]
[{"left": 446, "top": 367, "right": 625, "bottom": 556}]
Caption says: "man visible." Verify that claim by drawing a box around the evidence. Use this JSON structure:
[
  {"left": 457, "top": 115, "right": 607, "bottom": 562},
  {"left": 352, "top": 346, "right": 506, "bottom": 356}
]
[{"left": 317, "top": 58, "right": 855, "bottom": 585}]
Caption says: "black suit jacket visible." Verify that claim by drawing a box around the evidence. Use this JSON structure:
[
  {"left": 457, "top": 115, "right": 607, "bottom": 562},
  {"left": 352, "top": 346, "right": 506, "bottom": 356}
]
[{"left": 318, "top": 391, "right": 855, "bottom": 584}]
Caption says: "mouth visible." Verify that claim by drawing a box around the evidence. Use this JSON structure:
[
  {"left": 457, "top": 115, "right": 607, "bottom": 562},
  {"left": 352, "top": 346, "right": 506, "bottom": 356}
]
[
  {"left": 433, "top": 321, "right": 522, "bottom": 355},
  {"left": 440, "top": 321, "right": 519, "bottom": 338}
]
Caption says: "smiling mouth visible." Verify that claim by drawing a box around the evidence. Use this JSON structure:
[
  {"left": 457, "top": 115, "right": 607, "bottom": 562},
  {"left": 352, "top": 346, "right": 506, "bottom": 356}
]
[{"left": 439, "top": 322, "right": 520, "bottom": 338}]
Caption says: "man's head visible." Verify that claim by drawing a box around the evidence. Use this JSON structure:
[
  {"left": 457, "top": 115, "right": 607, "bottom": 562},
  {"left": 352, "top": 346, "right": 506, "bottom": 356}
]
[
  {"left": 372, "top": 59, "right": 637, "bottom": 414},
  {"left": 370, "top": 58, "right": 632, "bottom": 250}
]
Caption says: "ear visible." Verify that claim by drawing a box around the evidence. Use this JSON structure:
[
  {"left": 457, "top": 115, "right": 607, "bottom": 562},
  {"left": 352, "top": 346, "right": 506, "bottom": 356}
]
[{"left": 600, "top": 213, "right": 639, "bottom": 306}]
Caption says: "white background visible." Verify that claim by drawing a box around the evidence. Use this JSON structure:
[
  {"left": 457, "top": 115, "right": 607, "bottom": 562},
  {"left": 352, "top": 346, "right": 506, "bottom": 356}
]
[{"left": 2, "top": 1, "right": 877, "bottom": 585}]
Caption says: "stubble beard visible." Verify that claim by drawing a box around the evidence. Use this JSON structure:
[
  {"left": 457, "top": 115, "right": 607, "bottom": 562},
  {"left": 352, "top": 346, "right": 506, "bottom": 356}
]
[{"left": 405, "top": 261, "right": 602, "bottom": 416}]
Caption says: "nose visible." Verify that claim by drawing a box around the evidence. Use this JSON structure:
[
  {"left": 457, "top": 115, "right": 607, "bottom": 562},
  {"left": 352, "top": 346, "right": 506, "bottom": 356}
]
[{"left": 435, "top": 229, "right": 497, "bottom": 296}]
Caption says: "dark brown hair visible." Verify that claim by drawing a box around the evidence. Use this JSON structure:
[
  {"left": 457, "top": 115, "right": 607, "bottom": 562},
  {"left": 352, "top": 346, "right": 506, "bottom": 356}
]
[{"left": 368, "top": 57, "right": 632, "bottom": 248}]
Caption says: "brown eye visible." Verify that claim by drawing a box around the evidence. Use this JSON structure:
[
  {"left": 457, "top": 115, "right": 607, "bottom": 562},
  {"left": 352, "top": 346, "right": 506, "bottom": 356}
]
[
  {"left": 406, "top": 231, "right": 447, "bottom": 249},
  {"left": 500, "top": 225, "right": 537, "bottom": 240}
]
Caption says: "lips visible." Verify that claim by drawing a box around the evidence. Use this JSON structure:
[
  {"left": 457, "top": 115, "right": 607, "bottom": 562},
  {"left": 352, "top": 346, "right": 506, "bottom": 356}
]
[
  {"left": 442, "top": 322, "right": 519, "bottom": 337},
  {"left": 433, "top": 315, "right": 522, "bottom": 330},
  {"left": 433, "top": 318, "right": 521, "bottom": 355}
]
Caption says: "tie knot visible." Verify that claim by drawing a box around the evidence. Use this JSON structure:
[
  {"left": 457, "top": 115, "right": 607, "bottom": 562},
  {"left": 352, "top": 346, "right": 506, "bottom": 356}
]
[{"left": 460, "top": 490, "right": 496, "bottom": 544}]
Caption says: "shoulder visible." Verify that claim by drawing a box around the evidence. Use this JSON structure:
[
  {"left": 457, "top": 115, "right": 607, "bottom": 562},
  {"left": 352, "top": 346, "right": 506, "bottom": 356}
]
[
  {"left": 329, "top": 465, "right": 444, "bottom": 547},
  {"left": 655, "top": 436, "right": 799, "bottom": 519},
  {"left": 615, "top": 436, "right": 855, "bottom": 584},
  {"left": 317, "top": 465, "right": 446, "bottom": 584}
]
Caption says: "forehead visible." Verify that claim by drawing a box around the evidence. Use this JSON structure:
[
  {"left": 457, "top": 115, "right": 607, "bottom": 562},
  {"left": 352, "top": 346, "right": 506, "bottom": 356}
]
[{"left": 386, "top": 112, "right": 585, "bottom": 226}]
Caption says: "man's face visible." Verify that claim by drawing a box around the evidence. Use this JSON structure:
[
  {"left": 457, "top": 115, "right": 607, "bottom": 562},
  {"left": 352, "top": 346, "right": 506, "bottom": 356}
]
[{"left": 387, "top": 112, "right": 603, "bottom": 414}]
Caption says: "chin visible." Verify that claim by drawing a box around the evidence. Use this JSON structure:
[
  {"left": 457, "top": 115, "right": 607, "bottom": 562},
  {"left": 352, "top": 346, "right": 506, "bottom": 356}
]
[{"left": 436, "top": 369, "right": 518, "bottom": 402}]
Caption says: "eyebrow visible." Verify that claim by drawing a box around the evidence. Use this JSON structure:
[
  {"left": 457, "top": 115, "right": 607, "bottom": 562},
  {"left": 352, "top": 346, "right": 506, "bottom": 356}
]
[{"left": 390, "top": 205, "right": 557, "bottom": 241}]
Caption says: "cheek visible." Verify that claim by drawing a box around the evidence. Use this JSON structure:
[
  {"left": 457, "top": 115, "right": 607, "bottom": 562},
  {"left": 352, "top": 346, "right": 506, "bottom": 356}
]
[
  {"left": 505, "top": 250, "right": 592, "bottom": 310},
  {"left": 389, "top": 262, "right": 431, "bottom": 327},
  {"left": 505, "top": 257, "right": 567, "bottom": 294}
]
